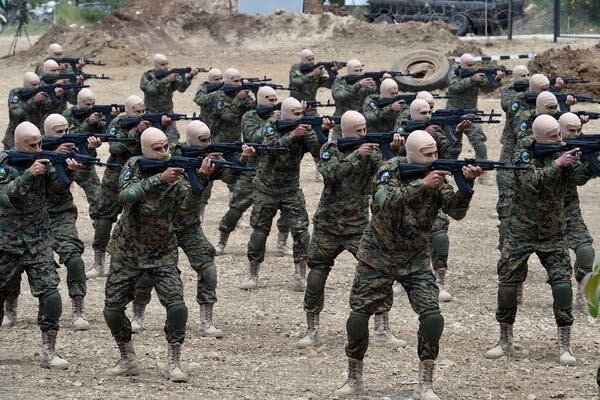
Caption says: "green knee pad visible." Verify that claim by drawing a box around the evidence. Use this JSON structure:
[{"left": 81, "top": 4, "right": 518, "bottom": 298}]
[
  {"left": 498, "top": 283, "right": 518, "bottom": 309},
  {"left": 347, "top": 311, "right": 370, "bottom": 342},
  {"left": 200, "top": 264, "right": 217, "bottom": 291},
  {"left": 103, "top": 306, "right": 127, "bottom": 334},
  {"left": 306, "top": 267, "right": 328, "bottom": 289},
  {"left": 552, "top": 282, "right": 572, "bottom": 310},
  {"left": 65, "top": 256, "right": 86, "bottom": 282},
  {"left": 420, "top": 312, "right": 444, "bottom": 342},
  {"left": 40, "top": 291, "right": 62, "bottom": 321},
  {"left": 431, "top": 232, "right": 449, "bottom": 256},
  {"left": 575, "top": 245, "right": 595, "bottom": 269},
  {"left": 248, "top": 230, "right": 268, "bottom": 256},
  {"left": 292, "top": 230, "right": 310, "bottom": 250},
  {"left": 473, "top": 142, "right": 488, "bottom": 160},
  {"left": 166, "top": 301, "right": 188, "bottom": 333}
]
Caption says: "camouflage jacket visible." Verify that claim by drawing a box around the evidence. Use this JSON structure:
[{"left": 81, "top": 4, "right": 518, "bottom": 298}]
[
  {"left": 140, "top": 69, "right": 191, "bottom": 113},
  {"left": 362, "top": 94, "right": 405, "bottom": 133},
  {"left": 508, "top": 137, "right": 595, "bottom": 243},
  {"left": 356, "top": 157, "right": 473, "bottom": 270},
  {"left": 107, "top": 156, "right": 203, "bottom": 266},
  {"left": 314, "top": 142, "right": 383, "bottom": 235},
  {"left": 499, "top": 85, "right": 527, "bottom": 159},
  {"left": 288, "top": 63, "right": 333, "bottom": 102},
  {"left": 332, "top": 76, "right": 376, "bottom": 116},
  {"left": 207, "top": 90, "right": 256, "bottom": 143},
  {"left": 253, "top": 121, "right": 321, "bottom": 196},
  {"left": 445, "top": 72, "right": 492, "bottom": 110},
  {"left": 193, "top": 81, "right": 223, "bottom": 125},
  {"left": 103, "top": 115, "right": 144, "bottom": 179},
  {"left": 47, "top": 168, "right": 90, "bottom": 214},
  {"left": 63, "top": 106, "right": 108, "bottom": 134},
  {"left": 241, "top": 109, "right": 278, "bottom": 171},
  {"left": 0, "top": 151, "right": 70, "bottom": 254},
  {"left": 4, "top": 88, "right": 47, "bottom": 147}
]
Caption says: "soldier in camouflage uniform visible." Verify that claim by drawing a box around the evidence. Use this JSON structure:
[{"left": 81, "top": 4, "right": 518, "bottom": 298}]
[
  {"left": 103, "top": 128, "right": 214, "bottom": 382},
  {"left": 86, "top": 95, "right": 150, "bottom": 279},
  {"left": 129, "top": 121, "right": 256, "bottom": 337},
  {"left": 485, "top": 115, "right": 595, "bottom": 366},
  {"left": 445, "top": 53, "right": 506, "bottom": 182},
  {"left": 193, "top": 67, "right": 224, "bottom": 127},
  {"left": 140, "top": 54, "right": 199, "bottom": 143},
  {"left": 288, "top": 48, "right": 342, "bottom": 116},
  {"left": 2, "top": 115, "right": 100, "bottom": 330},
  {"left": 296, "top": 110, "right": 405, "bottom": 349},
  {"left": 243, "top": 97, "right": 332, "bottom": 291},
  {"left": 34, "top": 43, "right": 84, "bottom": 76},
  {"left": 335, "top": 130, "right": 481, "bottom": 399},
  {"left": 362, "top": 78, "right": 406, "bottom": 132},
  {"left": 0, "top": 122, "right": 87, "bottom": 369},
  {"left": 558, "top": 112, "right": 595, "bottom": 306},
  {"left": 3, "top": 72, "right": 47, "bottom": 150},
  {"left": 215, "top": 86, "right": 292, "bottom": 257}
]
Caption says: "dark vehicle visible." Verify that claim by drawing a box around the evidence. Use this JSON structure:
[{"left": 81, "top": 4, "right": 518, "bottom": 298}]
[{"left": 364, "top": 0, "right": 525, "bottom": 36}]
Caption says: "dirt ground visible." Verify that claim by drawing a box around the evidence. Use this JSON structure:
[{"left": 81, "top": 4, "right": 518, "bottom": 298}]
[{"left": 0, "top": 16, "right": 600, "bottom": 400}]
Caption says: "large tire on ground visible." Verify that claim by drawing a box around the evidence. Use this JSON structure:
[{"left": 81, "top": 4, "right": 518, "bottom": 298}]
[
  {"left": 392, "top": 50, "right": 451, "bottom": 92},
  {"left": 374, "top": 14, "right": 394, "bottom": 25},
  {"left": 449, "top": 14, "right": 470, "bottom": 36}
]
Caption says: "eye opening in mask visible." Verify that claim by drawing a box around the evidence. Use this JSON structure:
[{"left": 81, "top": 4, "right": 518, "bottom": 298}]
[
  {"left": 54, "top": 127, "right": 68, "bottom": 134},
  {"left": 151, "top": 143, "right": 169, "bottom": 151},
  {"left": 292, "top": 110, "right": 304, "bottom": 116}
]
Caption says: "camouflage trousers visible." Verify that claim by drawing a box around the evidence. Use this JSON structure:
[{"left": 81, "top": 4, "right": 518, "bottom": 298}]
[
  {"left": 134, "top": 222, "right": 218, "bottom": 306},
  {"left": 495, "top": 169, "right": 515, "bottom": 250},
  {"left": 496, "top": 236, "right": 573, "bottom": 326},
  {"left": 304, "top": 228, "right": 366, "bottom": 314},
  {"left": 104, "top": 255, "right": 186, "bottom": 344},
  {"left": 0, "top": 247, "right": 62, "bottom": 332},
  {"left": 449, "top": 123, "right": 487, "bottom": 159},
  {"left": 93, "top": 167, "right": 122, "bottom": 252},
  {"left": 429, "top": 212, "right": 449, "bottom": 273},
  {"left": 565, "top": 204, "right": 594, "bottom": 282},
  {"left": 346, "top": 257, "right": 442, "bottom": 361},
  {"left": 247, "top": 188, "right": 310, "bottom": 264},
  {"left": 219, "top": 173, "right": 290, "bottom": 235},
  {"left": 5, "top": 209, "right": 86, "bottom": 300},
  {"left": 77, "top": 166, "right": 101, "bottom": 220}
]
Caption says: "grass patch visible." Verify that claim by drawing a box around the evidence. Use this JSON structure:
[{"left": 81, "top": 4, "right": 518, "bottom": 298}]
[
  {"left": 1, "top": 21, "right": 52, "bottom": 36},
  {"left": 55, "top": 4, "right": 105, "bottom": 27}
]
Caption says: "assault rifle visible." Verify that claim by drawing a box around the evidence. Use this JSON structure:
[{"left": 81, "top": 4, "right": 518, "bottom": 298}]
[
  {"left": 138, "top": 155, "right": 254, "bottom": 194},
  {"left": 374, "top": 93, "right": 452, "bottom": 109},
  {"left": 533, "top": 139, "right": 600, "bottom": 176},
  {"left": 41, "top": 72, "right": 110, "bottom": 84},
  {"left": 513, "top": 77, "right": 590, "bottom": 92},
  {"left": 154, "top": 67, "right": 210, "bottom": 81},
  {"left": 256, "top": 103, "right": 281, "bottom": 119},
  {"left": 42, "top": 133, "right": 135, "bottom": 155},
  {"left": 53, "top": 57, "right": 106, "bottom": 72},
  {"left": 299, "top": 61, "right": 347, "bottom": 75},
  {"left": 6, "top": 150, "right": 120, "bottom": 188},
  {"left": 275, "top": 115, "right": 342, "bottom": 144},
  {"left": 337, "top": 132, "right": 409, "bottom": 159},
  {"left": 71, "top": 104, "right": 125, "bottom": 122},
  {"left": 398, "top": 158, "right": 528, "bottom": 195},
  {"left": 222, "top": 82, "right": 287, "bottom": 96},
  {"left": 18, "top": 83, "right": 89, "bottom": 106},
  {"left": 180, "top": 142, "right": 288, "bottom": 163},
  {"left": 120, "top": 112, "right": 202, "bottom": 130},
  {"left": 524, "top": 92, "right": 600, "bottom": 112},
  {"left": 244, "top": 76, "right": 272, "bottom": 83},
  {"left": 455, "top": 67, "right": 512, "bottom": 88},
  {"left": 343, "top": 71, "right": 418, "bottom": 85},
  {"left": 401, "top": 111, "right": 500, "bottom": 144},
  {"left": 204, "top": 82, "right": 224, "bottom": 94},
  {"left": 306, "top": 100, "right": 336, "bottom": 108}
]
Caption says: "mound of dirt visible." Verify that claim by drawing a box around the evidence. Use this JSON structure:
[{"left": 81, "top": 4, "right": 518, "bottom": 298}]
[
  {"left": 529, "top": 45, "right": 600, "bottom": 97},
  {"left": 13, "top": 0, "right": 459, "bottom": 67}
]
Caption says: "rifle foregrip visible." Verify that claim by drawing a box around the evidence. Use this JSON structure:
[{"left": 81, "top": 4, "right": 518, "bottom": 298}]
[
  {"left": 585, "top": 153, "right": 600, "bottom": 177},
  {"left": 185, "top": 168, "right": 206, "bottom": 194},
  {"left": 453, "top": 171, "right": 474, "bottom": 196},
  {"left": 54, "top": 164, "right": 72, "bottom": 189}
]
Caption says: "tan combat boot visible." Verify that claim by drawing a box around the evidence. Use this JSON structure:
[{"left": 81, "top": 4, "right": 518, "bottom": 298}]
[
  {"left": 557, "top": 326, "right": 576, "bottom": 365},
  {"left": 1, "top": 296, "right": 17, "bottom": 328},
  {"left": 290, "top": 260, "right": 306, "bottom": 292},
  {"left": 198, "top": 303, "right": 224, "bottom": 338},
  {"left": 334, "top": 358, "right": 365, "bottom": 396},
  {"left": 105, "top": 341, "right": 139, "bottom": 376},
  {"left": 72, "top": 296, "right": 90, "bottom": 331},
  {"left": 215, "top": 231, "right": 229, "bottom": 256},
  {"left": 296, "top": 312, "right": 320, "bottom": 348},
  {"left": 239, "top": 261, "right": 260, "bottom": 290},
  {"left": 372, "top": 312, "right": 407, "bottom": 348},
  {"left": 485, "top": 322, "right": 514, "bottom": 359},
  {"left": 164, "top": 343, "right": 188, "bottom": 382},
  {"left": 39, "top": 330, "right": 70, "bottom": 369},
  {"left": 275, "top": 232, "right": 293, "bottom": 257},
  {"left": 436, "top": 268, "right": 453, "bottom": 302},
  {"left": 86, "top": 251, "right": 106, "bottom": 279},
  {"left": 414, "top": 359, "right": 441, "bottom": 400},
  {"left": 131, "top": 302, "right": 146, "bottom": 333}
]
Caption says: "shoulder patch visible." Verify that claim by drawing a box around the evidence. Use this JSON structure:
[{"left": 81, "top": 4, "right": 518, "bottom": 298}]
[
  {"left": 265, "top": 126, "right": 276, "bottom": 137},
  {"left": 216, "top": 100, "right": 225, "bottom": 110},
  {"left": 109, "top": 126, "right": 117, "bottom": 135},
  {"left": 122, "top": 170, "right": 133, "bottom": 181},
  {"left": 518, "top": 151, "right": 531, "bottom": 164},
  {"left": 321, "top": 150, "right": 331, "bottom": 160},
  {"left": 511, "top": 102, "right": 519, "bottom": 112},
  {"left": 395, "top": 126, "right": 405, "bottom": 133},
  {"left": 369, "top": 101, "right": 377, "bottom": 110},
  {"left": 519, "top": 121, "right": 528, "bottom": 132},
  {"left": 10, "top": 94, "right": 20, "bottom": 103},
  {"left": 0, "top": 166, "right": 6, "bottom": 180},
  {"left": 379, "top": 171, "right": 391, "bottom": 182}
]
